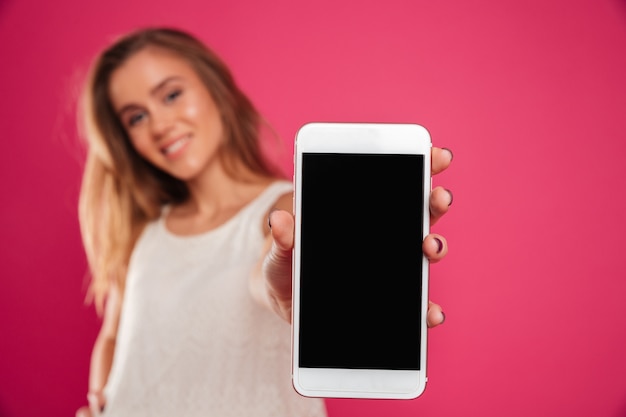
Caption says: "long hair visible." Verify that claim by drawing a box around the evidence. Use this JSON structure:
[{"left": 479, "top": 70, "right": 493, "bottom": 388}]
[{"left": 78, "top": 27, "right": 279, "bottom": 313}]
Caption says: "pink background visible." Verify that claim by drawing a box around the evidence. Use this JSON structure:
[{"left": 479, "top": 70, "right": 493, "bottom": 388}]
[{"left": 1, "top": 0, "right": 625, "bottom": 416}]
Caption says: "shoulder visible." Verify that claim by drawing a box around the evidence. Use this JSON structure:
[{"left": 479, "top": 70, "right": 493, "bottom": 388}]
[
  {"left": 268, "top": 179, "right": 292, "bottom": 209},
  {"left": 259, "top": 179, "right": 292, "bottom": 210},
  {"left": 272, "top": 191, "right": 292, "bottom": 211}
]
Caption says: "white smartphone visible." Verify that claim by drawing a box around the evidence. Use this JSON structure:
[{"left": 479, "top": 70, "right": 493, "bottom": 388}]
[{"left": 292, "top": 122, "right": 432, "bottom": 399}]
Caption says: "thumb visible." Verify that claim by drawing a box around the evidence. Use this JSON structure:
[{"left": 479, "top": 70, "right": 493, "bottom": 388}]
[
  {"left": 263, "top": 209, "right": 295, "bottom": 321},
  {"left": 268, "top": 209, "right": 294, "bottom": 252}
]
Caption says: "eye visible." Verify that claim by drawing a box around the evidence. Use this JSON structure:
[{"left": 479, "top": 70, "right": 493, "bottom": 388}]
[
  {"left": 164, "top": 89, "right": 182, "bottom": 103},
  {"left": 127, "top": 111, "right": 146, "bottom": 127}
]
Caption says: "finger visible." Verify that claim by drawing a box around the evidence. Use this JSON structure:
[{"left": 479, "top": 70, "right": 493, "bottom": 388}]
[
  {"left": 264, "top": 210, "right": 295, "bottom": 312},
  {"left": 427, "top": 301, "right": 446, "bottom": 328},
  {"left": 423, "top": 233, "right": 448, "bottom": 263},
  {"left": 87, "top": 391, "right": 105, "bottom": 415},
  {"left": 432, "top": 147, "right": 453, "bottom": 176},
  {"left": 268, "top": 209, "right": 295, "bottom": 251},
  {"left": 430, "top": 186, "right": 453, "bottom": 225},
  {"left": 75, "top": 406, "right": 92, "bottom": 417},
  {"left": 265, "top": 209, "right": 294, "bottom": 286}
]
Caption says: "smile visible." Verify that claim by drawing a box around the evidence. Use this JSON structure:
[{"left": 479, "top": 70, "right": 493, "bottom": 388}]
[{"left": 162, "top": 135, "right": 191, "bottom": 156}]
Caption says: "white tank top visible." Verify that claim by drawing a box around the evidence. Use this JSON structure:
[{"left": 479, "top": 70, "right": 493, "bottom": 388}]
[{"left": 102, "top": 181, "right": 326, "bottom": 417}]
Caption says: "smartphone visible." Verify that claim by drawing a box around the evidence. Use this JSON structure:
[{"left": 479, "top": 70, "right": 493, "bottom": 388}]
[{"left": 292, "top": 122, "right": 432, "bottom": 399}]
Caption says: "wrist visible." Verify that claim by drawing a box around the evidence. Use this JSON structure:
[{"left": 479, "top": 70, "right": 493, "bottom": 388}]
[{"left": 87, "top": 390, "right": 105, "bottom": 412}]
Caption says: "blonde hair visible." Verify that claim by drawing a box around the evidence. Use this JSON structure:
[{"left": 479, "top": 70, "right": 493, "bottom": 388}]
[{"left": 78, "top": 27, "right": 279, "bottom": 312}]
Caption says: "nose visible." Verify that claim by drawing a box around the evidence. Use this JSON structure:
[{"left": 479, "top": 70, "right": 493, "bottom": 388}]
[{"left": 149, "top": 107, "right": 175, "bottom": 139}]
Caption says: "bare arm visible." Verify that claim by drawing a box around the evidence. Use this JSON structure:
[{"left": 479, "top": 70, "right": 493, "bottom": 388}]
[{"left": 86, "top": 285, "right": 122, "bottom": 414}]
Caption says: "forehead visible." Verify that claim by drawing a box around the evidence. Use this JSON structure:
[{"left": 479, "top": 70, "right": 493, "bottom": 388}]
[{"left": 108, "top": 46, "right": 199, "bottom": 107}]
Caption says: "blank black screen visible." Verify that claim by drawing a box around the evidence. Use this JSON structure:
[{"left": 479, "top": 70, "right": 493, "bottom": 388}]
[{"left": 298, "top": 152, "right": 424, "bottom": 370}]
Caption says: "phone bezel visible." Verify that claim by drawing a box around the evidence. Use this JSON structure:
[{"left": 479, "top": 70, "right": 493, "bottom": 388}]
[{"left": 292, "top": 122, "right": 432, "bottom": 399}]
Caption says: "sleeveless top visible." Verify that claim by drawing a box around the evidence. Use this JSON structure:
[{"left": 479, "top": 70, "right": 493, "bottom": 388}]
[{"left": 102, "top": 181, "right": 327, "bottom": 417}]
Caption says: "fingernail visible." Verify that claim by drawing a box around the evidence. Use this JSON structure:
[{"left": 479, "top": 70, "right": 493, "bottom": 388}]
[
  {"left": 440, "top": 311, "right": 446, "bottom": 325},
  {"left": 443, "top": 147, "right": 454, "bottom": 161},
  {"left": 434, "top": 237, "right": 443, "bottom": 254},
  {"left": 268, "top": 209, "right": 279, "bottom": 229},
  {"left": 445, "top": 188, "right": 453, "bottom": 206}
]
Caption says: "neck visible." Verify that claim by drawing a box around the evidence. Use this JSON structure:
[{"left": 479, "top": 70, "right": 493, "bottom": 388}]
[{"left": 180, "top": 157, "right": 271, "bottom": 217}]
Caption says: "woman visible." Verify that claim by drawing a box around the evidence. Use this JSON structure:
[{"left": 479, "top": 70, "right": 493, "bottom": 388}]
[{"left": 76, "top": 27, "right": 453, "bottom": 416}]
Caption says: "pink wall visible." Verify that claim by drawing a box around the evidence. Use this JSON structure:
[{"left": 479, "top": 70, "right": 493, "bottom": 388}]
[{"left": 1, "top": 0, "right": 625, "bottom": 416}]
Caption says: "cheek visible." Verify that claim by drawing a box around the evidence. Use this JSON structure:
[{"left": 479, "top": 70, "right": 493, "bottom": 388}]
[
  {"left": 182, "top": 93, "right": 203, "bottom": 120},
  {"left": 128, "top": 133, "right": 154, "bottom": 160},
  {"left": 186, "top": 91, "right": 222, "bottom": 130}
]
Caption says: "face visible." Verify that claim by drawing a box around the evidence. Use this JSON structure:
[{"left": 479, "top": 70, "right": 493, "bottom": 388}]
[{"left": 108, "top": 47, "right": 224, "bottom": 182}]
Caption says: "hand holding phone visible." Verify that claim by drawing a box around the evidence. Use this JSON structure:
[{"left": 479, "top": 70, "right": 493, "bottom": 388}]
[{"left": 292, "top": 122, "right": 432, "bottom": 399}]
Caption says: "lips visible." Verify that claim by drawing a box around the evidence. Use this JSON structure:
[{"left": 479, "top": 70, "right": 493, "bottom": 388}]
[{"left": 161, "top": 134, "right": 190, "bottom": 156}]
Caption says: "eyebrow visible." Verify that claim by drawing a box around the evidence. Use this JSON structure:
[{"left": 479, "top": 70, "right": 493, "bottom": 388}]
[{"left": 116, "top": 76, "right": 183, "bottom": 117}]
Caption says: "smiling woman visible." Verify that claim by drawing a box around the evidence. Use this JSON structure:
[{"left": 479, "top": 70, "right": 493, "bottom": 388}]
[
  {"left": 75, "top": 27, "right": 452, "bottom": 417},
  {"left": 108, "top": 49, "right": 225, "bottom": 181}
]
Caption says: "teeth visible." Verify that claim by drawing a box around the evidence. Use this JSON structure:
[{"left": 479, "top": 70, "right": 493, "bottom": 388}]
[{"left": 163, "top": 136, "right": 189, "bottom": 155}]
